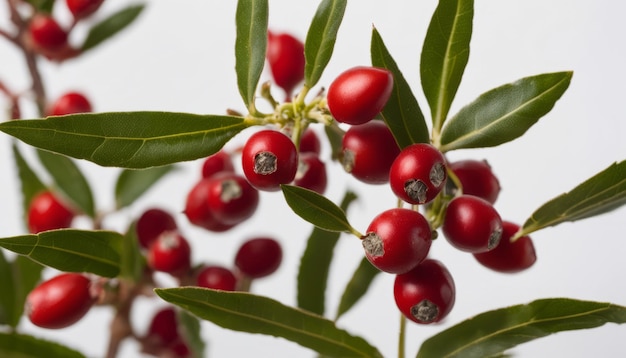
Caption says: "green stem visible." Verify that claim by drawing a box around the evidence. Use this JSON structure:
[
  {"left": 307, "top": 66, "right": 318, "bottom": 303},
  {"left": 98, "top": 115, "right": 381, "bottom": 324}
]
[{"left": 398, "top": 313, "right": 406, "bottom": 358}]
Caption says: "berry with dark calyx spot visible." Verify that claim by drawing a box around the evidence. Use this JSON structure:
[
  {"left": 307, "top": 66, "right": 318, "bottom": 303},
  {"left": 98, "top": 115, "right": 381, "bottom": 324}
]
[
  {"left": 394, "top": 259, "right": 456, "bottom": 324},
  {"left": 28, "top": 14, "right": 68, "bottom": 53},
  {"left": 196, "top": 265, "right": 237, "bottom": 291},
  {"left": 241, "top": 130, "right": 298, "bottom": 191},
  {"left": 341, "top": 120, "right": 400, "bottom": 184},
  {"left": 49, "top": 92, "right": 93, "bottom": 116},
  {"left": 362, "top": 208, "right": 432, "bottom": 274},
  {"left": 327, "top": 66, "right": 393, "bottom": 125},
  {"left": 442, "top": 195, "right": 503, "bottom": 253},
  {"left": 201, "top": 150, "right": 234, "bottom": 179},
  {"left": 293, "top": 152, "right": 327, "bottom": 194},
  {"left": 266, "top": 30, "right": 305, "bottom": 97},
  {"left": 473, "top": 221, "right": 537, "bottom": 273},
  {"left": 27, "top": 190, "right": 75, "bottom": 234},
  {"left": 235, "top": 237, "right": 283, "bottom": 279},
  {"left": 299, "top": 128, "right": 321, "bottom": 155},
  {"left": 184, "top": 179, "right": 235, "bottom": 232},
  {"left": 66, "top": 0, "right": 104, "bottom": 19},
  {"left": 26, "top": 273, "right": 95, "bottom": 329},
  {"left": 136, "top": 208, "right": 177, "bottom": 250},
  {"left": 389, "top": 143, "right": 447, "bottom": 205},
  {"left": 147, "top": 232, "right": 192, "bottom": 276},
  {"left": 205, "top": 172, "right": 259, "bottom": 225},
  {"left": 449, "top": 159, "right": 501, "bottom": 204}
]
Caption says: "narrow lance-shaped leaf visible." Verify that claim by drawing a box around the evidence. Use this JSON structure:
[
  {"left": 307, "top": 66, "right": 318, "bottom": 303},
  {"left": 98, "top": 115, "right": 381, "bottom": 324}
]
[
  {"left": 281, "top": 185, "right": 360, "bottom": 235},
  {"left": 81, "top": 4, "right": 145, "bottom": 52},
  {"left": 335, "top": 257, "right": 381, "bottom": 320},
  {"left": 156, "top": 287, "right": 382, "bottom": 358},
  {"left": 37, "top": 149, "right": 96, "bottom": 218},
  {"left": 421, "top": 0, "right": 473, "bottom": 134},
  {"left": 439, "top": 71, "right": 573, "bottom": 152},
  {"left": 297, "top": 191, "right": 358, "bottom": 315},
  {"left": 10, "top": 256, "right": 43, "bottom": 327},
  {"left": 0, "top": 229, "right": 123, "bottom": 278},
  {"left": 0, "top": 112, "right": 251, "bottom": 169},
  {"left": 235, "top": 0, "right": 268, "bottom": 108},
  {"left": 304, "top": 0, "right": 347, "bottom": 88},
  {"left": 177, "top": 309, "right": 206, "bottom": 358},
  {"left": 0, "top": 333, "right": 85, "bottom": 358},
  {"left": 117, "top": 222, "right": 145, "bottom": 283},
  {"left": 512, "top": 160, "right": 626, "bottom": 241},
  {"left": 0, "top": 251, "right": 14, "bottom": 326},
  {"left": 416, "top": 298, "right": 626, "bottom": 358},
  {"left": 371, "top": 27, "right": 429, "bottom": 147},
  {"left": 115, "top": 165, "right": 177, "bottom": 209},
  {"left": 12, "top": 143, "right": 46, "bottom": 228}
]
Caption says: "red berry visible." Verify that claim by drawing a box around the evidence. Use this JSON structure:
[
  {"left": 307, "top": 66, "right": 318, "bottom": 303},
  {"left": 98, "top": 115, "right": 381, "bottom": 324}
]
[
  {"left": 299, "top": 128, "right": 321, "bottom": 155},
  {"left": 184, "top": 179, "right": 235, "bottom": 232},
  {"left": 196, "top": 265, "right": 237, "bottom": 291},
  {"left": 442, "top": 195, "right": 503, "bottom": 253},
  {"left": 136, "top": 208, "right": 177, "bottom": 249},
  {"left": 327, "top": 66, "right": 393, "bottom": 125},
  {"left": 145, "top": 307, "right": 180, "bottom": 348},
  {"left": 201, "top": 150, "right": 234, "bottom": 179},
  {"left": 27, "top": 191, "right": 75, "bottom": 233},
  {"left": 389, "top": 143, "right": 447, "bottom": 205},
  {"left": 241, "top": 130, "right": 298, "bottom": 191},
  {"left": 147, "top": 232, "right": 191, "bottom": 275},
  {"left": 266, "top": 30, "right": 305, "bottom": 97},
  {"left": 293, "top": 152, "right": 327, "bottom": 194},
  {"left": 66, "top": 0, "right": 104, "bottom": 19},
  {"left": 362, "top": 208, "right": 432, "bottom": 274},
  {"left": 473, "top": 221, "right": 537, "bottom": 273},
  {"left": 394, "top": 259, "right": 456, "bottom": 324},
  {"left": 49, "top": 92, "right": 93, "bottom": 116},
  {"left": 205, "top": 172, "right": 259, "bottom": 225},
  {"left": 234, "top": 237, "right": 282, "bottom": 278},
  {"left": 28, "top": 15, "right": 68, "bottom": 53},
  {"left": 449, "top": 159, "right": 501, "bottom": 204},
  {"left": 341, "top": 120, "right": 401, "bottom": 184},
  {"left": 26, "top": 273, "right": 95, "bottom": 329}
]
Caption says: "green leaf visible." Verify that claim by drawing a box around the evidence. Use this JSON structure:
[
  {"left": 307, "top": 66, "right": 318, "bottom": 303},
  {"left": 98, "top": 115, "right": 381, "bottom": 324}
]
[
  {"left": 177, "top": 309, "right": 206, "bottom": 358},
  {"left": 118, "top": 222, "right": 144, "bottom": 282},
  {"left": 10, "top": 256, "right": 43, "bottom": 327},
  {"left": 421, "top": 0, "right": 473, "bottom": 133},
  {"left": 416, "top": 298, "right": 626, "bottom": 358},
  {"left": 115, "top": 165, "right": 176, "bottom": 209},
  {"left": 0, "top": 251, "right": 14, "bottom": 326},
  {"left": 304, "top": 0, "right": 347, "bottom": 88},
  {"left": 81, "top": 4, "right": 145, "bottom": 52},
  {"left": 335, "top": 257, "right": 381, "bottom": 320},
  {"left": 281, "top": 185, "right": 360, "bottom": 235},
  {"left": 235, "top": 0, "right": 268, "bottom": 108},
  {"left": 24, "top": 0, "right": 54, "bottom": 13},
  {"left": 37, "top": 149, "right": 96, "bottom": 217},
  {"left": 371, "top": 27, "right": 429, "bottom": 147},
  {"left": 513, "top": 160, "right": 626, "bottom": 240},
  {"left": 156, "top": 287, "right": 382, "bottom": 357},
  {"left": 0, "top": 332, "right": 85, "bottom": 358},
  {"left": 0, "top": 229, "right": 123, "bottom": 278},
  {"left": 297, "top": 191, "right": 358, "bottom": 315},
  {"left": 12, "top": 143, "right": 46, "bottom": 228},
  {"left": 0, "top": 112, "right": 251, "bottom": 169},
  {"left": 323, "top": 123, "right": 345, "bottom": 161},
  {"left": 439, "top": 72, "right": 573, "bottom": 152}
]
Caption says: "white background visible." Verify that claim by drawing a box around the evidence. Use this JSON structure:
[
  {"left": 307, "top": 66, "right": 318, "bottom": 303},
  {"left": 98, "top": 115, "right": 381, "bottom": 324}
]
[{"left": 1, "top": 0, "right": 626, "bottom": 357}]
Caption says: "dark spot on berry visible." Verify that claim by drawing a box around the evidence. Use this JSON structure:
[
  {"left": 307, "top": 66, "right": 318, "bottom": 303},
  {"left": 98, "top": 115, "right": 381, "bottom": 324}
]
[
  {"left": 404, "top": 179, "right": 428, "bottom": 203},
  {"left": 411, "top": 299, "right": 439, "bottom": 323},
  {"left": 362, "top": 232, "right": 384, "bottom": 257},
  {"left": 254, "top": 152, "right": 277, "bottom": 175}
]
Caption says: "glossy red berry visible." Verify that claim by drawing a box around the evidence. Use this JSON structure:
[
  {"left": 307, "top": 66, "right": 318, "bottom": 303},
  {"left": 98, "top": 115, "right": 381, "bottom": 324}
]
[
  {"left": 201, "top": 150, "right": 234, "bottom": 179},
  {"left": 204, "top": 172, "right": 259, "bottom": 225},
  {"left": 241, "top": 130, "right": 298, "bottom": 191},
  {"left": 293, "top": 153, "right": 327, "bottom": 194},
  {"left": 394, "top": 259, "right": 456, "bottom": 324},
  {"left": 28, "top": 14, "right": 68, "bottom": 53},
  {"left": 327, "top": 66, "right": 393, "bottom": 125},
  {"left": 266, "top": 30, "right": 305, "bottom": 97},
  {"left": 184, "top": 179, "right": 235, "bottom": 232},
  {"left": 27, "top": 191, "right": 75, "bottom": 233},
  {"left": 449, "top": 159, "right": 501, "bottom": 204},
  {"left": 341, "top": 120, "right": 401, "bottom": 184},
  {"left": 473, "top": 221, "right": 537, "bottom": 273},
  {"left": 235, "top": 237, "right": 283, "bottom": 278},
  {"left": 145, "top": 307, "right": 180, "bottom": 348},
  {"left": 136, "top": 208, "right": 177, "bottom": 249},
  {"left": 442, "top": 195, "right": 503, "bottom": 253},
  {"left": 299, "top": 128, "right": 321, "bottom": 155},
  {"left": 196, "top": 265, "right": 237, "bottom": 291},
  {"left": 66, "top": 0, "right": 104, "bottom": 19},
  {"left": 147, "top": 232, "right": 191, "bottom": 275},
  {"left": 49, "top": 92, "right": 93, "bottom": 116},
  {"left": 389, "top": 143, "right": 447, "bottom": 205},
  {"left": 26, "top": 273, "right": 95, "bottom": 329},
  {"left": 362, "top": 208, "right": 432, "bottom": 274}
]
